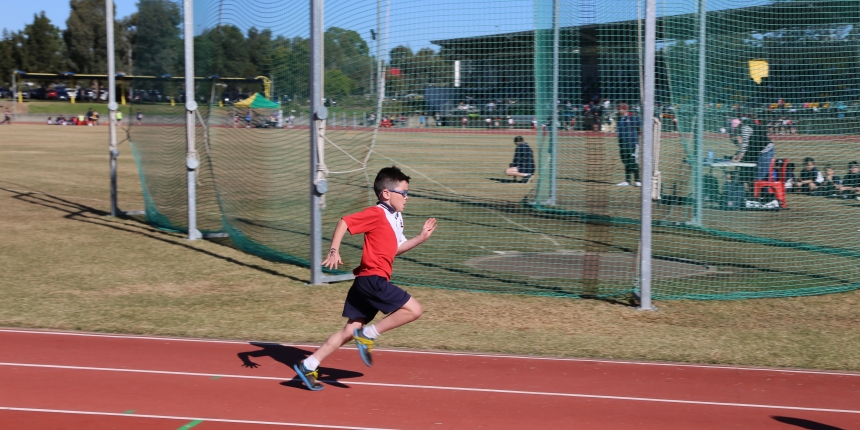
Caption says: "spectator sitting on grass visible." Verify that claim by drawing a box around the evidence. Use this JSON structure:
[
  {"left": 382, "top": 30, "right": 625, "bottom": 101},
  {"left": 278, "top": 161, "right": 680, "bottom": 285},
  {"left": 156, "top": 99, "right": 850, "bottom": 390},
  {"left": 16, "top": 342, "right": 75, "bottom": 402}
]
[
  {"left": 816, "top": 165, "right": 842, "bottom": 197},
  {"left": 784, "top": 162, "right": 797, "bottom": 192},
  {"left": 798, "top": 157, "right": 824, "bottom": 195},
  {"left": 504, "top": 136, "right": 535, "bottom": 183},
  {"left": 837, "top": 161, "right": 860, "bottom": 199},
  {"left": 47, "top": 117, "right": 53, "bottom": 125}
]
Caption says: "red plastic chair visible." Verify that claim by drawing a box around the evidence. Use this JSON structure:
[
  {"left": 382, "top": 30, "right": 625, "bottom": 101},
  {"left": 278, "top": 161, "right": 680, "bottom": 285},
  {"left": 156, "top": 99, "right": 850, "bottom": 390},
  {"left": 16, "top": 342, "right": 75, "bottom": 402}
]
[{"left": 753, "top": 158, "right": 788, "bottom": 208}]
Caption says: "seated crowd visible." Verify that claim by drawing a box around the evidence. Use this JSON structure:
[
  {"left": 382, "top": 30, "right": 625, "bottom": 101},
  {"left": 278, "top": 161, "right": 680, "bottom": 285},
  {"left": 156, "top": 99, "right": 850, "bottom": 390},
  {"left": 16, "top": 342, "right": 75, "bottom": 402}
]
[{"left": 787, "top": 157, "right": 860, "bottom": 199}]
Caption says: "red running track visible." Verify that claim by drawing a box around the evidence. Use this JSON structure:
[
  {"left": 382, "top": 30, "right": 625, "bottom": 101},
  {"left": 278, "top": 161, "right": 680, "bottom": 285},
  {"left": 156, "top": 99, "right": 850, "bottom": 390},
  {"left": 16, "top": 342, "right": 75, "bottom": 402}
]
[{"left": 0, "top": 328, "right": 858, "bottom": 429}]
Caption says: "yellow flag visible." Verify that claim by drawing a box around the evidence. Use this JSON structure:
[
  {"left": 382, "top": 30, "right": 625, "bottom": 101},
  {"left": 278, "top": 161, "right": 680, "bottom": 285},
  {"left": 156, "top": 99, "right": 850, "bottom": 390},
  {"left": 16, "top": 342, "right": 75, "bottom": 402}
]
[{"left": 749, "top": 59, "right": 769, "bottom": 84}]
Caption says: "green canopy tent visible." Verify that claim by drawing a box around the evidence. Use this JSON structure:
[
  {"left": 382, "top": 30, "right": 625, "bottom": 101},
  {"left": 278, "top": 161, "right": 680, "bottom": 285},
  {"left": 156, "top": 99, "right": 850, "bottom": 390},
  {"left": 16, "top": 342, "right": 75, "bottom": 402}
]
[
  {"left": 233, "top": 93, "right": 281, "bottom": 127},
  {"left": 234, "top": 92, "right": 280, "bottom": 109}
]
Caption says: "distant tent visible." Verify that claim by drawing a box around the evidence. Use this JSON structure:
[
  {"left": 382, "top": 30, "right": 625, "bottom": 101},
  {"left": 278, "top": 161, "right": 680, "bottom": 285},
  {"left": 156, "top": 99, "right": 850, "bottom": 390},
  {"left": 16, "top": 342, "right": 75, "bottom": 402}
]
[{"left": 234, "top": 93, "right": 279, "bottom": 109}]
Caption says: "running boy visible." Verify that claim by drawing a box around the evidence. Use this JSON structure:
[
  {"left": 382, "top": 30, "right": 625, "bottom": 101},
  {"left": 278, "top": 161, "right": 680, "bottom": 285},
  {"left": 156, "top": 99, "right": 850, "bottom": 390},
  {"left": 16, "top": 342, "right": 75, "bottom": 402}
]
[{"left": 293, "top": 166, "right": 437, "bottom": 391}]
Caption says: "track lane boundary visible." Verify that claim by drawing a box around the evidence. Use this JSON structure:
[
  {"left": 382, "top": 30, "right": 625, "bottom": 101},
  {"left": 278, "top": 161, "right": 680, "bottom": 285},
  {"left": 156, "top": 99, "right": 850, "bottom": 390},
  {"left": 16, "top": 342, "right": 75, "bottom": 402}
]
[
  {"left": 0, "top": 407, "right": 398, "bottom": 429},
  {"left": 2, "top": 362, "right": 858, "bottom": 415},
  {"left": 2, "top": 328, "right": 859, "bottom": 377}
]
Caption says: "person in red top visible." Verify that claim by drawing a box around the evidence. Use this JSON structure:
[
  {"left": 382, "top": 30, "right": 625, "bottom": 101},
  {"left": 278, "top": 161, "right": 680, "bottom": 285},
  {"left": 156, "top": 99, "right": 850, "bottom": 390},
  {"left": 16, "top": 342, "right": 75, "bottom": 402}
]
[{"left": 292, "top": 166, "right": 437, "bottom": 391}]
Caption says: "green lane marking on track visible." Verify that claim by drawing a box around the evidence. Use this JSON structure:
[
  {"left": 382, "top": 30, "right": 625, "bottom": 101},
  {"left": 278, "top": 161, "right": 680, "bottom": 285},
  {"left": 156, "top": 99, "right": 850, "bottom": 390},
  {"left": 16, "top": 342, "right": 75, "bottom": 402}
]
[
  {"left": 123, "top": 410, "right": 136, "bottom": 414},
  {"left": 210, "top": 375, "right": 221, "bottom": 380},
  {"left": 176, "top": 420, "right": 204, "bottom": 429}
]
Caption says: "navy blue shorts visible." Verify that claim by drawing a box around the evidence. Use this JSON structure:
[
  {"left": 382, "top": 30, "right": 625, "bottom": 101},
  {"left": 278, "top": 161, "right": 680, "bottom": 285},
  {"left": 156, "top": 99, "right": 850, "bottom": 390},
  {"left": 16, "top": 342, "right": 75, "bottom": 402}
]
[{"left": 343, "top": 275, "right": 411, "bottom": 323}]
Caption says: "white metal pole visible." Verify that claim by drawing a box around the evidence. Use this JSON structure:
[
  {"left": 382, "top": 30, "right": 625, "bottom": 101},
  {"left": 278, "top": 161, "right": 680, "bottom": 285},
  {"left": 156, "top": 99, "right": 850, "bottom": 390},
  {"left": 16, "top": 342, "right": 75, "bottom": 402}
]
[
  {"left": 184, "top": 0, "right": 202, "bottom": 240},
  {"left": 310, "top": 0, "right": 326, "bottom": 284},
  {"left": 638, "top": 0, "right": 657, "bottom": 311},
  {"left": 106, "top": 0, "right": 120, "bottom": 217},
  {"left": 548, "top": 0, "right": 560, "bottom": 205},
  {"left": 693, "top": 0, "right": 707, "bottom": 225},
  {"left": 12, "top": 72, "right": 17, "bottom": 121}
]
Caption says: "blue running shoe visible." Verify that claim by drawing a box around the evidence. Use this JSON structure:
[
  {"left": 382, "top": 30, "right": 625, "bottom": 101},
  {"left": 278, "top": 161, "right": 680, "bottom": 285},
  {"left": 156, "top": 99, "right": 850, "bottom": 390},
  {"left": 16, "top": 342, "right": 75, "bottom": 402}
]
[
  {"left": 292, "top": 362, "right": 324, "bottom": 391},
  {"left": 353, "top": 328, "right": 374, "bottom": 367}
]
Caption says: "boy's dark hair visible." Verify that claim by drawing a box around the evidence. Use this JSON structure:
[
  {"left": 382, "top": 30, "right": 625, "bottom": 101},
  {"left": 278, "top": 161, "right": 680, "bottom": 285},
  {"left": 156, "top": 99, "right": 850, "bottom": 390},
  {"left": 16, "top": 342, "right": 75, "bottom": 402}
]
[
  {"left": 786, "top": 162, "right": 795, "bottom": 170},
  {"left": 514, "top": 135, "right": 524, "bottom": 143},
  {"left": 804, "top": 157, "right": 815, "bottom": 164},
  {"left": 849, "top": 161, "right": 859, "bottom": 169},
  {"left": 374, "top": 166, "right": 411, "bottom": 199}
]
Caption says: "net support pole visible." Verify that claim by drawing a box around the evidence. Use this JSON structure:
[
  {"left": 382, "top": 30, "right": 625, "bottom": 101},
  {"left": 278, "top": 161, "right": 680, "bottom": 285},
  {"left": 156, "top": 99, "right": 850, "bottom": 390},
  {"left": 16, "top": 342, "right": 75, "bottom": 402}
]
[
  {"left": 12, "top": 71, "right": 17, "bottom": 121},
  {"left": 310, "top": 0, "right": 326, "bottom": 285},
  {"left": 183, "top": 0, "right": 202, "bottom": 240},
  {"left": 638, "top": 0, "right": 657, "bottom": 311},
  {"left": 308, "top": 0, "right": 358, "bottom": 286},
  {"left": 547, "top": 0, "right": 559, "bottom": 205},
  {"left": 693, "top": 0, "right": 706, "bottom": 226},
  {"left": 106, "top": 0, "right": 120, "bottom": 217}
]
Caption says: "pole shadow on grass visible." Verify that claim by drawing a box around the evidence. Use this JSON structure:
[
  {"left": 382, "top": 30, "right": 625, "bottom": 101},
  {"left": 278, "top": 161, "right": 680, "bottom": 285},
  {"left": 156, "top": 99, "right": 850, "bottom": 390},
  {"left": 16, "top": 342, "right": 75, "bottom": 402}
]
[
  {"left": 237, "top": 342, "right": 363, "bottom": 390},
  {"left": 1, "top": 186, "right": 307, "bottom": 283},
  {"left": 771, "top": 416, "right": 844, "bottom": 430}
]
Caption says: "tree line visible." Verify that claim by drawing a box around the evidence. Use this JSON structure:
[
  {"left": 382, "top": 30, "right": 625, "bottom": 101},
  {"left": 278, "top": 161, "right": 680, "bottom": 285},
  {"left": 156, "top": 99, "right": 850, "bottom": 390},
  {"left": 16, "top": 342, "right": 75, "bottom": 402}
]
[{"left": 0, "top": 0, "right": 451, "bottom": 105}]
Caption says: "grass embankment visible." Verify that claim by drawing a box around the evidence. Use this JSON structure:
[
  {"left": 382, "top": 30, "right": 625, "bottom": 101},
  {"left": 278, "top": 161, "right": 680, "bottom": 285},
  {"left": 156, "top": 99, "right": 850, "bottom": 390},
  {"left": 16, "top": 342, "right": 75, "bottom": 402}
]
[{"left": 1, "top": 124, "right": 859, "bottom": 371}]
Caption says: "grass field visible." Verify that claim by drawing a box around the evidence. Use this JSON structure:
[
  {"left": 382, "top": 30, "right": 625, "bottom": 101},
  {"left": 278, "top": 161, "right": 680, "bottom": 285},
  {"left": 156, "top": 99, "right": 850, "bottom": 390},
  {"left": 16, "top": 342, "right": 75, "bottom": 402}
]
[{"left": 2, "top": 123, "right": 860, "bottom": 371}]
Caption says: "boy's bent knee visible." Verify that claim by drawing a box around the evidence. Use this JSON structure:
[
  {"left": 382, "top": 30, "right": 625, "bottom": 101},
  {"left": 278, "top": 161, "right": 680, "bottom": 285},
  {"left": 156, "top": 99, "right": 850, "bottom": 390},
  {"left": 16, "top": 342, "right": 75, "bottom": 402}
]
[{"left": 403, "top": 298, "right": 423, "bottom": 320}]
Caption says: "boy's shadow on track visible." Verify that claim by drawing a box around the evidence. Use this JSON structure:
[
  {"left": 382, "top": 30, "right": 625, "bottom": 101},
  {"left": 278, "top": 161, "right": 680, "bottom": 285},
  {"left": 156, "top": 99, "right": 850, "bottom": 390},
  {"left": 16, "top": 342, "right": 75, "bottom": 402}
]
[
  {"left": 237, "top": 342, "right": 363, "bottom": 390},
  {"left": 772, "top": 416, "right": 844, "bottom": 430}
]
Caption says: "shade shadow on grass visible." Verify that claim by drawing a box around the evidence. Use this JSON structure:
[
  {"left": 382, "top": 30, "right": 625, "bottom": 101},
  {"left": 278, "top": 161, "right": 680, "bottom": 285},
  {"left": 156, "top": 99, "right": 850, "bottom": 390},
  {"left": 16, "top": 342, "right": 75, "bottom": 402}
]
[{"left": 2, "top": 187, "right": 306, "bottom": 283}]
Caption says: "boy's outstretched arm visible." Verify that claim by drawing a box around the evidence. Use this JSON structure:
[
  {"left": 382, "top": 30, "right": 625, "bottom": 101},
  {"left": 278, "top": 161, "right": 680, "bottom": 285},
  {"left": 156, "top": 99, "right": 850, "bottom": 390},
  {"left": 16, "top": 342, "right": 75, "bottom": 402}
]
[
  {"left": 397, "top": 218, "right": 437, "bottom": 255},
  {"left": 322, "top": 218, "right": 349, "bottom": 270}
]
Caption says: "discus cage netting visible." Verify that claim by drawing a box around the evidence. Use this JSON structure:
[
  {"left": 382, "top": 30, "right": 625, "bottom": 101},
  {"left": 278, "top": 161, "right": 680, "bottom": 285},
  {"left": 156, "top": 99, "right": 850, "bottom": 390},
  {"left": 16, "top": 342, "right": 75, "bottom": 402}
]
[{"left": 127, "top": 0, "right": 860, "bottom": 300}]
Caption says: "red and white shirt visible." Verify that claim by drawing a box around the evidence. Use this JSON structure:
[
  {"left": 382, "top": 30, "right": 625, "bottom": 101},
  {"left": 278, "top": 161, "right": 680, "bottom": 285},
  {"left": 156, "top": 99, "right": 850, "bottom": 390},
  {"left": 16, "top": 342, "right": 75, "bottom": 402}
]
[{"left": 342, "top": 203, "right": 407, "bottom": 280}]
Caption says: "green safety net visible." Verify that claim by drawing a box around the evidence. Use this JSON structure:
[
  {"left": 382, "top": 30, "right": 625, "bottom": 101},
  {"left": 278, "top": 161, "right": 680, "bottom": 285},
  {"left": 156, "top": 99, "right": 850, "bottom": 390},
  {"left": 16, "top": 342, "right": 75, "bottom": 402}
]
[
  {"left": 125, "top": 0, "right": 860, "bottom": 300},
  {"left": 126, "top": 0, "right": 224, "bottom": 234}
]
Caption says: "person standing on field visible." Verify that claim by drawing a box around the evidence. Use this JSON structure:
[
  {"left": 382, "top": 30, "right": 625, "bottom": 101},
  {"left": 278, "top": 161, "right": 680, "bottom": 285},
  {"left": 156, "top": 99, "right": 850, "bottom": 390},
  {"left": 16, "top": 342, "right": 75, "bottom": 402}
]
[
  {"left": 136, "top": 110, "right": 143, "bottom": 125},
  {"left": 116, "top": 111, "right": 123, "bottom": 126},
  {"left": 616, "top": 103, "right": 642, "bottom": 187},
  {"left": 2, "top": 108, "right": 11, "bottom": 125}
]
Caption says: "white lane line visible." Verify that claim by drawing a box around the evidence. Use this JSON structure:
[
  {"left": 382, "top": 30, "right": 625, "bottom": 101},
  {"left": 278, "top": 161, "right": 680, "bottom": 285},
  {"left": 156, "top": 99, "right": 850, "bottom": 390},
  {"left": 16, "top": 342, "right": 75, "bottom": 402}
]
[
  {"left": 0, "top": 407, "right": 397, "bottom": 429},
  {"left": 1, "top": 328, "right": 859, "bottom": 377},
  {"left": 2, "top": 362, "right": 858, "bottom": 415}
]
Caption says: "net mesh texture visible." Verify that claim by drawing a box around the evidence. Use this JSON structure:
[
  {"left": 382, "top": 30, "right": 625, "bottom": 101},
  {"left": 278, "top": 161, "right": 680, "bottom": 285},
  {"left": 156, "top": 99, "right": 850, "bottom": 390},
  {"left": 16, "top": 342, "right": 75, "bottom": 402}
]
[{"left": 126, "top": 0, "right": 860, "bottom": 300}]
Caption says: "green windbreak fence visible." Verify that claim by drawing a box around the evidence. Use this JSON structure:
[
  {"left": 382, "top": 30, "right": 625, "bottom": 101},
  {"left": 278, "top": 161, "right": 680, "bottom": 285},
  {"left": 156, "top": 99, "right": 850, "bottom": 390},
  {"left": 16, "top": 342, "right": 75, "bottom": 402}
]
[{"left": 127, "top": 0, "right": 860, "bottom": 300}]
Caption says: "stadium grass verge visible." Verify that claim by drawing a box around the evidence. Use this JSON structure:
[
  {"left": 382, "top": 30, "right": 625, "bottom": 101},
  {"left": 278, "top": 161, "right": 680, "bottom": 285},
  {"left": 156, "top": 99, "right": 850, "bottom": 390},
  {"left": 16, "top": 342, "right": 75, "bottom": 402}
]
[{"left": 1, "top": 124, "right": 859, "bottom": 371}]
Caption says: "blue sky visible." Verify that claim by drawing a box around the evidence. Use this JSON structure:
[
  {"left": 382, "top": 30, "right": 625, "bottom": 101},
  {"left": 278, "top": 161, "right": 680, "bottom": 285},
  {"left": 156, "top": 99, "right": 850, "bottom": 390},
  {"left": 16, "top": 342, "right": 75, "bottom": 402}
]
[
  {"left": 1, "top": 0, "right": 138, "bottom": 34},
  {"left": 5, "top": 0, "right": 771, "bottom": 54}
]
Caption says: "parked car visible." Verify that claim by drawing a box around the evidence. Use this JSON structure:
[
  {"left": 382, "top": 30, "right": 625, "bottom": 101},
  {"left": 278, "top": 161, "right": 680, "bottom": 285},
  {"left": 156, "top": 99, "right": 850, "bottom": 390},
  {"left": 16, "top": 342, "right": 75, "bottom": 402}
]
[
  {"left": 29, "top": 87, "right": 47, "bottom": 100},
  {"left": 0, "top": 88, "right": 11, "bottom": 99}
]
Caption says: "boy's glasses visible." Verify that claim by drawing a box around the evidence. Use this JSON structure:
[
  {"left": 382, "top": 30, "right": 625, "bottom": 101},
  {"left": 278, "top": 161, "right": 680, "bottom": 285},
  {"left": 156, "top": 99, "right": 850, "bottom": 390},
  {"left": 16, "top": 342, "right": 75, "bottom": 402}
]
[{"left": 388, "top": 189, "right": 408, "bottom": 198}]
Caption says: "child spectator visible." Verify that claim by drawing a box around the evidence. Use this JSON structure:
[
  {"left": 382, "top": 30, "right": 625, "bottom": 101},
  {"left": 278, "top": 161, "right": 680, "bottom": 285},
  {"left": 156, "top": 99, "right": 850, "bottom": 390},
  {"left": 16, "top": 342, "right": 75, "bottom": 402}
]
[
  {"left": 47, "top": 117, "right": 53, "bottom": 125},
  {"left": 798, "top": 157, "right": 824, "bottom": 195},
  {"left": 837, "top": 161, "right": 860, "bottom": 199},
  {"left": 784, "top": 162, "right": 797, "bottom": 192},
  {"left": 292, "top": 167, "right": 436, "bottom": 391},
  {"left": 504, "top": 136, "right": 536, "bottom": 183},
  {"left": 816, "top": 165, "right": 842, "bottom": 197}
]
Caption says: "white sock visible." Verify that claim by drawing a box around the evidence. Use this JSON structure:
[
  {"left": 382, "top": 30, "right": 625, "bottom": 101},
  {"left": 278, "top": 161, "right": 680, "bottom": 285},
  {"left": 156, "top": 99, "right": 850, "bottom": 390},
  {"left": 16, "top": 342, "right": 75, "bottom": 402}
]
[
  {"left": 363, "top": 324, "right": 380, "bottom": 339},
  {"left": 303, "top": 355, "right": 320, "bottom": 371}
]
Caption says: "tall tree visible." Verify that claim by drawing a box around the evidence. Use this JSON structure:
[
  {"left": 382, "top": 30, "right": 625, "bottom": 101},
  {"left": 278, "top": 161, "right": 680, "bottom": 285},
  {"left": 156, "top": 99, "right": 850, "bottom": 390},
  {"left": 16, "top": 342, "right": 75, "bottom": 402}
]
[
  {"left": 23, "top": 12, "right": 65, "bottom": 72},
  {"left": 64, "top": 0, "right": 107, "bottom": 74},
  {"left": 0, "top": 31, "right": 17, "bottom": 86},
  {"left": 118, "top": 13, "right": 138, "bottom": 75},
  {"left": 135, "top": 0, "right": 181, "bottom": 76}
]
